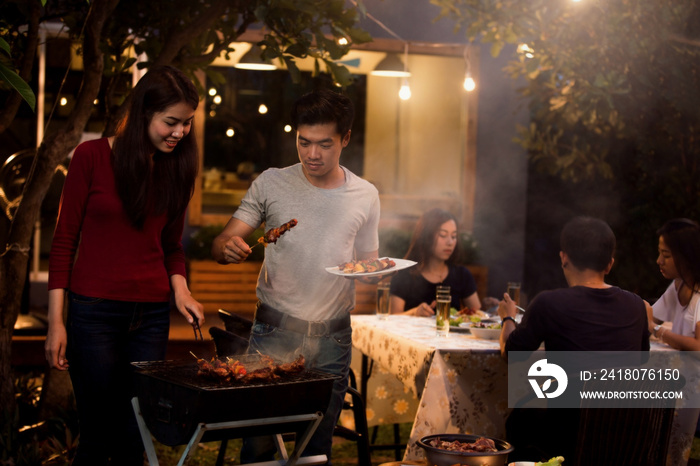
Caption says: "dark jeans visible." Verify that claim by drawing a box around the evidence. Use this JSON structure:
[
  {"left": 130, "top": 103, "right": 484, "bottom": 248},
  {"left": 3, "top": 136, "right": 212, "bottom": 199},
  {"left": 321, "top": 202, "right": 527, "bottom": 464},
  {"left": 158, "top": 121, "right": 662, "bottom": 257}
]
[
  {"left": 66, "top": 292, "right": 170, "bottom": 466},
  {"left": 241, "top": 319, "right": 352, "bottom": 465}
]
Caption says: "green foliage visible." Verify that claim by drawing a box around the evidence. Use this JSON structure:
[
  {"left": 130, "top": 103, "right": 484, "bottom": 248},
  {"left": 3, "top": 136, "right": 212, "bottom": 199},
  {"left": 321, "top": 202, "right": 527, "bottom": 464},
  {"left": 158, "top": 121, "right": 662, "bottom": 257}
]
[
  {"left": 434, "top": 0, "right": 700, "bottom": 295},
  {"left": 434, "top": 0, "right": 700, "bottom": 183},
  {"left": 378, "top": 228, "right": 412, "bottom": 259},
  {"left": 0, "top": 31, "right": 36, "bottom": 111},
  {"left": 100, "top": 0, "right": 372, "bottom": 88}
]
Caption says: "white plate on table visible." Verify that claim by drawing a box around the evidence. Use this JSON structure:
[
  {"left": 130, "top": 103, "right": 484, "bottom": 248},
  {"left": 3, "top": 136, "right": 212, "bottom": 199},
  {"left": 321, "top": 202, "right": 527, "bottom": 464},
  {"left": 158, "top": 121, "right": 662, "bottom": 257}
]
[
  {"left": 451, "top": 323, "right": 471, "bottom": 333},
  {"left": 324, "top": 258, "right": 417, "bottom": 277}
]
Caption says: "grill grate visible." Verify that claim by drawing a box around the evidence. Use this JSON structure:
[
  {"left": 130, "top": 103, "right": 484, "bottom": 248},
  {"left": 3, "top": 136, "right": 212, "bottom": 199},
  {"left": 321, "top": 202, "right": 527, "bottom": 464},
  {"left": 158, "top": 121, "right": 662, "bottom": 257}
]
[
  {"left": 132, "top": 358, "right": 338, "bottom": 391},
  {"left": 132, "top": 356, "right": 339, "bottom": 446}
]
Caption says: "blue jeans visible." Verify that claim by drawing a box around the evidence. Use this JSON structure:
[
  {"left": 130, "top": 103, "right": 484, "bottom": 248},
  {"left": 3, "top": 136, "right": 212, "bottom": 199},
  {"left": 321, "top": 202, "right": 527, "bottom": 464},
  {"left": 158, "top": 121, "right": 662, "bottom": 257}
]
[
  {"left": 241, "top": 320, "right": 352, "bottom": 464},
  {"left": 66, "top": 292, "right": 170, "bottom": 465}
]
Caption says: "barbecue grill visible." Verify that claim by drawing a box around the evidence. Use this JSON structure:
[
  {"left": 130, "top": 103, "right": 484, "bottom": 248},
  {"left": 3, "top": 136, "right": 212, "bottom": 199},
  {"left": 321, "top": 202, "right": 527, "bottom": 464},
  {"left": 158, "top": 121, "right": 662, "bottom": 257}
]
[{"left": 131, "top": 355, "right": 339, "bottom": 465}]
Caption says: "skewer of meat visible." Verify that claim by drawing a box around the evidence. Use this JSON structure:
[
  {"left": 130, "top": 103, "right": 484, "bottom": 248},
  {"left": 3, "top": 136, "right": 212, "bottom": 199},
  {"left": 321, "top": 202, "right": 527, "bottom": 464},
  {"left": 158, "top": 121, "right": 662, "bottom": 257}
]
[
  {"left": 254, "top": 219, "right": 298, "bottom": 248},
  {"left": 194, "top": 352, "right": 306, "bottom": 384}
]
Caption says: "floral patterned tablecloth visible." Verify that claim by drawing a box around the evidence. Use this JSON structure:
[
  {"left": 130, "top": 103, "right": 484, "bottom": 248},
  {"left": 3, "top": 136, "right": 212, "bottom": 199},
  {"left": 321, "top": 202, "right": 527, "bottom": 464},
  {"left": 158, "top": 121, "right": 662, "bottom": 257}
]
[
  {"left": 349, "top": 315, "right": 509, "bottom": 461},
  {"left": 350, "top": 315, "right": 693, "bottom": 465}
]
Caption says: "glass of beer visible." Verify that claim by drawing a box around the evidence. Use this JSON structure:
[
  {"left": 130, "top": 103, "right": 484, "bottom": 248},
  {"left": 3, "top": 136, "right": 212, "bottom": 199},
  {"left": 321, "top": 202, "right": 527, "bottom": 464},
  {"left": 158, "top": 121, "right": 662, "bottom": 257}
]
[
  {"left": 507, "top": 282, "right": 521, "bottom": 306},
  {"left": 435, "top": 286, "right": 451, "bottom": 337},
  {"left": 376, "top": 279, "right": 391, "bottom": 320}
]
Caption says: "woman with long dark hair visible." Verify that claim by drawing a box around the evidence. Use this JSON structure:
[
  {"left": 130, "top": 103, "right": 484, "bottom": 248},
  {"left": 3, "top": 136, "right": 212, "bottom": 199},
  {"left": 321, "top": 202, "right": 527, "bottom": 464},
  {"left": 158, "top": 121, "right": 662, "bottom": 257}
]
[
  {"left": 648, "top": 218, "right": 700, "bottom": 466},
  {"left": 45, "top": 65, "right": 204, "bottom": 465},
  {"left": 649, "top": 218, "right": 700, "bottom": 349},
  {"left": 389, "top": 208, "right": 481, "bottom": 316}
]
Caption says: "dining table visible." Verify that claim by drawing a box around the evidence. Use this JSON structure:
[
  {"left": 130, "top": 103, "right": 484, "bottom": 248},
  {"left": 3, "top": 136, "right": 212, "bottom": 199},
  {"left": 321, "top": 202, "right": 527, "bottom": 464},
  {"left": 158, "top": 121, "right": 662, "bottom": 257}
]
[
  {"left": 348, "top": 314, "right": 686, "bottom": 463},
  {"left": 348, "top": 314, "right": 509, "bottom": 461}
]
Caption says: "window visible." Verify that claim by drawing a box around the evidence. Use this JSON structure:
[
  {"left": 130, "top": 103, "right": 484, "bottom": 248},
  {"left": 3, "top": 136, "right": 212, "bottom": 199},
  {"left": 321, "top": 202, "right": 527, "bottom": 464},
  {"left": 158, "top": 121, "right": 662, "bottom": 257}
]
[{"left": 193, "top": 66, "right": 366, "bottom": 223}]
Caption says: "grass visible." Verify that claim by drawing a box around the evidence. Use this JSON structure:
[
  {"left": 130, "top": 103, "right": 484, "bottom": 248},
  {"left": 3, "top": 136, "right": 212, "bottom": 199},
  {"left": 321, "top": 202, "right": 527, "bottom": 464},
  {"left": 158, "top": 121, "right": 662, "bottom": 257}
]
[{"left": 153, "top": 424, "right": 411, "bottom": 465}]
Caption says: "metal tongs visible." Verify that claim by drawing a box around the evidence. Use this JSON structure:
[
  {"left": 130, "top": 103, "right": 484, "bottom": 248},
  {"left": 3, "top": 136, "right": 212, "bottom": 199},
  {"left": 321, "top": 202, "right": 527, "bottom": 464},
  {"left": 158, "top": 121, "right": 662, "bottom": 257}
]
[{"left": 188, "top": 310, "right": 203, "bottom": 340}]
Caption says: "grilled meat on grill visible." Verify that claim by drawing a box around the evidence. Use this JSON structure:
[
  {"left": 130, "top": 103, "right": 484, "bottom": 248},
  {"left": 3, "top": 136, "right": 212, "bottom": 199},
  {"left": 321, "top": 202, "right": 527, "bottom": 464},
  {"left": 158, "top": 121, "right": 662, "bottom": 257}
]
[{"left": 194, "top": 354, "right": 305, "bottom": 384}]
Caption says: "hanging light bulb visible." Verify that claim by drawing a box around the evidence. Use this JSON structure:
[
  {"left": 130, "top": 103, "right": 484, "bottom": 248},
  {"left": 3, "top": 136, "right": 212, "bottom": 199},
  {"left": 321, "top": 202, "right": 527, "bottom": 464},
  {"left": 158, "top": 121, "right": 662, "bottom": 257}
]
[
  {"left": 398, "top": 42, "right": 411, "bottom": 100},
  {"left": 463, "top": 45, "right": 476, "bottom": 92},
  {"left": 463, "top": 74, "right": 476, "bottom": 92},
  {"left": 399, "top": 78, "right": 412, "bottom": 100}
]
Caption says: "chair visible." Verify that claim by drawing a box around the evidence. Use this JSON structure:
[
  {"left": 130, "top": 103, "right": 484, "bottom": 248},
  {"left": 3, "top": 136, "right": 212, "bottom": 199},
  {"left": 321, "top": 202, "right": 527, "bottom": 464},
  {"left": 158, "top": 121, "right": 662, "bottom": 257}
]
[
  {"left": 360, "top": 355, "right": 404, "bottom": 460},
  {"left": 335, "top": 370, "right": 372, "bottom": 466},
  {"left": 217, "top": 308, "right": 253, "bottom": 338},
  {"left": 208, "top": 326, "right": 249, "bottom": 356},
  {"left": 573, "top": 377, "right": 675, "bottom": 466},
  {"left": 209, "top": 309, "right": 372, "bottom": 466}
]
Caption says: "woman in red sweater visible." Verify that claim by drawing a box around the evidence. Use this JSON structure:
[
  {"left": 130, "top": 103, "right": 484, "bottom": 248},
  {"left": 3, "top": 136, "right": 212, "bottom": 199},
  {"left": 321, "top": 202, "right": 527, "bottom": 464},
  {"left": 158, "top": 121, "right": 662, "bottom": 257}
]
[{"left": 45, "top": 65, "right": 204, "bottom": 465}]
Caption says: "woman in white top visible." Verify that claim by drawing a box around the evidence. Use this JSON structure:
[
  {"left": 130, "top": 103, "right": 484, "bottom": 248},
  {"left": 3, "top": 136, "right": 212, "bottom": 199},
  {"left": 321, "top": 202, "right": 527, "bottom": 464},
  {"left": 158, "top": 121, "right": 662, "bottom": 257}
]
[
  {"left": 648, "top": 218, "right": 700, "bottom": 466},
  {"left": 648, "top": 218, "right": 700, "bottom": 350}
]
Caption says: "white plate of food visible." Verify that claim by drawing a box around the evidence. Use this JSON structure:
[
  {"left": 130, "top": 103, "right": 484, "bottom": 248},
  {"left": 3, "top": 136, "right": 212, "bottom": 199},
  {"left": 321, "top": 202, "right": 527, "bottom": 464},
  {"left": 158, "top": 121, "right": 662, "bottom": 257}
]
[
  {"left": 459, "top": 308, "right": 492, "bottom": 321},
  {"left": 325, "top": 258, "right": 417, "bottom": 277},
  {"left": 470, "top": 323, "right": 502, "bottom": 340}
]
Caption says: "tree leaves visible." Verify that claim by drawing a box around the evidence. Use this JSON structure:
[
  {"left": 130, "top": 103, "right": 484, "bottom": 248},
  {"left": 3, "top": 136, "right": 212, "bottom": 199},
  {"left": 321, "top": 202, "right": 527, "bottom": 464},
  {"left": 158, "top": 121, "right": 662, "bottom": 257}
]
[
  {"left": 436, "top": 0, "right": 700, "bottom": 187},
  {"left": 0, "top": 38, "right": 35, "bottom": 112}
]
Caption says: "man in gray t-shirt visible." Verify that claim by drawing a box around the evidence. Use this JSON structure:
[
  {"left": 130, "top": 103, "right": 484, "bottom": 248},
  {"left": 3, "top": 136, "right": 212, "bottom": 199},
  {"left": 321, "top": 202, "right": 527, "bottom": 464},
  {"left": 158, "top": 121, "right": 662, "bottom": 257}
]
[{"left": 212, "top": 89, "right": 379, "bottom": 463}]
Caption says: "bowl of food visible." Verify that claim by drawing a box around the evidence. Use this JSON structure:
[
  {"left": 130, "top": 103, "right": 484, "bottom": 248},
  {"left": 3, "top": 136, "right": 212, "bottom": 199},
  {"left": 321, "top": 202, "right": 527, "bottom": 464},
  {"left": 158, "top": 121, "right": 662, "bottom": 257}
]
[
  {"left": 470, "top": 322, "right": 502, "bottom": 340},
  {"left": 418, "top": 434, "right": 514, "bottom": 466}
]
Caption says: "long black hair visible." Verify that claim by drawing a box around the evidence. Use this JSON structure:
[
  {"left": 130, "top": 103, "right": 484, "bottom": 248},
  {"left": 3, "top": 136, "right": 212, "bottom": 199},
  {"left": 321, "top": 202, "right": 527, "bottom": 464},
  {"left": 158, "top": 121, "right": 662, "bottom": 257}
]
[
  {"left": 657, "top": 218, "right": 700, "bottom": 291},
  {"left": 405, "top": 208, "right": 461, "bottom": 274},
  {"left": 112, "top": 65, "right": 199, "bottom": 229}
]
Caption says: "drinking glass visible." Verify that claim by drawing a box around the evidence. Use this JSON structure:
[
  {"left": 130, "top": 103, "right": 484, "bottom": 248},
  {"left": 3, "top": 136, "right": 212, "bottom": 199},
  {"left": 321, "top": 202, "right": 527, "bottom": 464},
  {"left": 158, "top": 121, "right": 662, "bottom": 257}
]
[
  {"left": 376, "top": 280, "right": 391, "bottom": 320},
  {"left": 435, "top": 286, "right": 451, "bottom": 337},
  {"left": 507, "top": 282, "right": 521, "bottom": 306}
]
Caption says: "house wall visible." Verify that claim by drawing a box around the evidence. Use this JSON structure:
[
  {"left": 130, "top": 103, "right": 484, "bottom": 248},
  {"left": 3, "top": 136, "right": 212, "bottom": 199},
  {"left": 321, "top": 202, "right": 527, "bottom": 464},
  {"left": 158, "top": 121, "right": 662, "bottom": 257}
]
[{"left": 358, "top": 0, "right": 530, "bottom": 298}]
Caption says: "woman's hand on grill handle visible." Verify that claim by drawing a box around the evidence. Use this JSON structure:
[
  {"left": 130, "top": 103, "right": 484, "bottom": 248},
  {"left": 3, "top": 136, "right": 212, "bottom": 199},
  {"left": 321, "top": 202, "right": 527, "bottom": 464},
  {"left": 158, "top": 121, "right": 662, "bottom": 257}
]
[{"left": 171, "top": 274, "right": 205, "bottom": 327}]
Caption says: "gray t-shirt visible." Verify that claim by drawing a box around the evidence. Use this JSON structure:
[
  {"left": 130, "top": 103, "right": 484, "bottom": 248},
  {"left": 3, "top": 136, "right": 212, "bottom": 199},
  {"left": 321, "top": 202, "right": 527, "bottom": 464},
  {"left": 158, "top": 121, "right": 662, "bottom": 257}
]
[{"left": 233, "top": 163, "right": 380, "bottom": 321}]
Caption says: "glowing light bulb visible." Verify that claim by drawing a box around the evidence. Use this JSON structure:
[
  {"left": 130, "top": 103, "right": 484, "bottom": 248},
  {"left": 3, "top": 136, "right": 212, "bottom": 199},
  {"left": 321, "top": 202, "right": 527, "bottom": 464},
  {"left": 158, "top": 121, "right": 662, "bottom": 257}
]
[
  {"left": 463, "top": 75, "right": 476, "bottom": 92},
  {"left": 60, "top": 97, "right": 68, "bottom": 106},
  {"left": 518, "top": 43, "right": 535, "bottom": 58},
  {"left": 258, "top": 104, "right": 268, "bottom": 114},
  {"left": 208, "top": 88, "right": 217, "bottom": 96},
  {"left": 213, "top": 95, "right": 222, "bottom": 105},
  {"left": 399, "top": 80, "right": 411, "bottom": 100},
  {"left": 284, "top": 125, "right": 292, "bottom": 133},
  {"left": 226, "top": 128, "right": 235, "bottom": 138},
  {"left": 338, "top": 37, "right": 348, "bottom": 45}
]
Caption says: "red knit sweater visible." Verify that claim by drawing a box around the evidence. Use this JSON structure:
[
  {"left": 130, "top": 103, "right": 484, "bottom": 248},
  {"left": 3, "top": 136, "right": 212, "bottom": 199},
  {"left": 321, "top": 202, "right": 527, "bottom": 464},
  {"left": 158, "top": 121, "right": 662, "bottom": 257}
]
[{"left": 48, "top": 138, "right": 187, "bottom": 302}]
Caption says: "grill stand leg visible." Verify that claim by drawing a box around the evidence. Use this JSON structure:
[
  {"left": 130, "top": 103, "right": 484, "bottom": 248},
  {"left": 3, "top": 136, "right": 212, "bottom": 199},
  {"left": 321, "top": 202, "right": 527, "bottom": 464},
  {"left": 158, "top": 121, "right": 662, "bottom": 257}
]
[
  {"left": 131, "top": 397, "right": 162, "bottom": 466},
  {"left": 131, "top": 398, "right": 326, "bottom": 466}
]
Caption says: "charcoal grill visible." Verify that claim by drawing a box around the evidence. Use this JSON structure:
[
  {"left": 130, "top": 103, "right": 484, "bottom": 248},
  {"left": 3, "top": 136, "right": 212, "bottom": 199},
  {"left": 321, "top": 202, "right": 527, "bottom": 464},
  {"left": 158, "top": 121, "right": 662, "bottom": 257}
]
[{"left": 131, "top": 355, "right": 338, "bottom": 466}]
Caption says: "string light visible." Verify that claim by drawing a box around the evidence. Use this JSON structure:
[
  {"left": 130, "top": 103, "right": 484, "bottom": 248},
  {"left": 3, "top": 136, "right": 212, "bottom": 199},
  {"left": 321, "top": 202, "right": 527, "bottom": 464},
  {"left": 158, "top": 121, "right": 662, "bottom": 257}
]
[
  {"left": 353, "top": 0, "right": 479, "bottom": 98},
  {"left": 463, "top": 46, "right": 476, "bottom": 92},
  {"left": 399, "top": 78, "right": 412, "bottom": 100},
  {"left": 518, "top": 43, "right": 534, "bottom": 58},
  {"left": 398, "top": 42, "right": 411, "bottom": 100}
]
